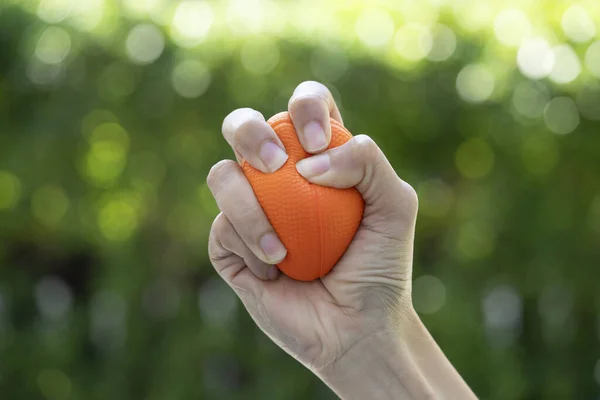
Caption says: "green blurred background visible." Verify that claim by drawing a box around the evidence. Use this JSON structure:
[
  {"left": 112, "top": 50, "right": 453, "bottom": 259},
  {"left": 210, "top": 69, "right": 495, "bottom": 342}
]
[{"left": 1, "top": 0, "right": 600, "bottom": 398}]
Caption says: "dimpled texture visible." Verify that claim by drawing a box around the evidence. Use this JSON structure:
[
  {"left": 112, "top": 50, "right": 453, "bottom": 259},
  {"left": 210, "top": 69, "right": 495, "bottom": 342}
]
[{"left": 242, "top": 112, "right": 365, "bottom": 281}]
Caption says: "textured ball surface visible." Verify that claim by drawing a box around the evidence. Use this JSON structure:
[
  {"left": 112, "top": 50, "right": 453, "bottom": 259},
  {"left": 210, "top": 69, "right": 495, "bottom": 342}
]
[{"left": 242, "top": 112, "right": 364, "bottom": 281}]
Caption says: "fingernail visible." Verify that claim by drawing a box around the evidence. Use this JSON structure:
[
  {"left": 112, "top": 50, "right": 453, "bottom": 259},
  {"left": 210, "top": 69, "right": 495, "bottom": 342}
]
[
  {"left": 302, "top": 121, "right": 327, "bottom": 152},
  {"left": 260, "top": 141, "right": 288, "bottom": 172},
  {"left": 260, "top": 233, "right": 287, "bottom": 263},
  {"left": 296, "top": 154, "right": 331, "bottom": 178},
  {"left": 267, "top": 266, "right": 280, "bottom": 280}
]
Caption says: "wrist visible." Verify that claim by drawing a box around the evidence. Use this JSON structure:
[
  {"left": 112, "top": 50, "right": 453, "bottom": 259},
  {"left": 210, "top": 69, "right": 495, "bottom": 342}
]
[
  {"left": 315, "top": 305, "right": 476, "bottom": 400},
  {"left": 315, "top": 307, "right": 435, "bottom": 400}
]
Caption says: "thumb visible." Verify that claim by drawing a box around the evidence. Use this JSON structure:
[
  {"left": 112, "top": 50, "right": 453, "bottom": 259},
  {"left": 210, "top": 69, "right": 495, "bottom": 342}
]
[{"left": 295, "top": 135, "right": 418, "bottom": 235}]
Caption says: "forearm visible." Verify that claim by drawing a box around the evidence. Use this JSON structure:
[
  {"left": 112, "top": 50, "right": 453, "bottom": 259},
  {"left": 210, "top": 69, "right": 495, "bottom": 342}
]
[{"left": 316, "top": 308, "right": 476, "bottom": 400}]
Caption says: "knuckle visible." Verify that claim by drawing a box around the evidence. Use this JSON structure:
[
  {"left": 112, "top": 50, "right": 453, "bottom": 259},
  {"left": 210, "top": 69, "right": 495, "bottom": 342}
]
[
  {"left": 352, "top": 134, "right": 381, "bottom": 165},
  {"left": 206, "top": 159, "right": 237, "bottom": 190},
  {"left": 208, "top": 213, "right": 231, "bottom": 262},
  {"left": 210, "top": 212, "right": 229, "bottom": 238}
]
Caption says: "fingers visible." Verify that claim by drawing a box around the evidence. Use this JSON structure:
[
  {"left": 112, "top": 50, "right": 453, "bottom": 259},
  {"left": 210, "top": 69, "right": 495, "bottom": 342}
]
[
  {"left": 295, "top": 135, "right": 418, "bottom": 222},
  {"left": 288, "top": 81, "right": 343, "bottom": 154},
  {"left": 222, "top": 108, "right": 288, "bottom": 173},
  {"left": 209, "top": 213, "right": 280, "bottom": 285},
  {"left": 222, "top": 82, "right": 342, "bottom": 172},
  {"left": 207, "top": 159, "right": 288, "bottom": 267}
]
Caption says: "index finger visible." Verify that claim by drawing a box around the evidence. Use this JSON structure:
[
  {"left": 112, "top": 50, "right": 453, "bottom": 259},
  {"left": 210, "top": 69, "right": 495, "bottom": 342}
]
[{"left": 222, "top": 108, "right": 288, "bottom": 173}]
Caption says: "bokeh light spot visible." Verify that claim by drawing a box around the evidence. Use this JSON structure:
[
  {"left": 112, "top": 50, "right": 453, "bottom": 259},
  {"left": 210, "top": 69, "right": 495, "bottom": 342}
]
[
  {"left": 171, "top": 0, "right": 214, "bottom": 48},
  {"left": 122, "top": 0, "right": 163, "bottom": 18},
  {"left": 0, "top": 171, "right": 22, "bottom": 210},
  {"left": 455, "top": 1, "right": 494, "bottom": 33},
  {"left": 37, "top": 0, "right": 72, "bottom": 23},
  {"left": 260, "top": 1, "right": 286, "bottom": 35},
  {"left": 35, "top": 26, "right": 71, "bottom": 65},
  {"left": 69, "top": 0, "right": 104, "bottom": 31},
  {"left": 90, "top": 122, "right": 129, "bottom": 149},
  {"left": 413, "top": 275, "right": 447, "bottom": 314},
  {"left": 481, "top": 285, "right": 523, "bottom": 338},
  {"left": 34, "top": 276, "right": 73, "bottom": 320},
  {"left": 31, "top": 184, "right": 70, "bottom": 226},
  {"left": 512, "top": 81, "right": 549, "bottom": 119},
  {"left": 355, "top": 8, "right": 395, "bottom": 48},
  {"left": 83, "top": 123, "right": 130, "bottom": 187},
  {"left": 37, "top": 369, "right": 71, "bottom": 400},
  {"left": 125, "top": 23, "right": 165, "bottom": 65},
  {"left": 394, "top": 23, "right": 433, "bottom": 61},
  {"left": 240, "top": 37, "right": 280, "bottom": 75},
  {"left": 517, "top": 38, "right": 555, "bottom": 79},
  {"left": 27, "top": 58, "right": 63, "bottom": 86},
  {"left": 81, "top": 110, "right": 118, "bottom": 139},
  {"left": 417, "top": 179, "right": 455, "bottom": 218},
  {"left": 493, "top": 9, "right": 531, "bottom": 47},
  {"left": 426, "top": 24, "right": 456, "bottom": 62},
  {"left": 97, "top": 193, "right": 140, "bottom": 241},
  {"left": 584, "top": 41, "right": 600, "bottom": 79},
  {"left": 171, "top": 60, "right": 212, "bottom": 98},
  {"left": 548, "top": 44, "right": 581, "bottom": 84},
  {"left": 561, "top": 5, "right": 596, "bottom": 43},
  {"left": 520, "top": 135, "right": 559, "bottom": 175},
  {"left": 455, "top": 138, "right": 495, "bottom": 179},
  {"left": 456, "top": 64, "right": 495, "bottom": 103},
  {"left": 226, "top": 0, "right": 267, "bottom": 35},
  {"left": 543, "top": 97, "right": 579, "bottom": 135}
]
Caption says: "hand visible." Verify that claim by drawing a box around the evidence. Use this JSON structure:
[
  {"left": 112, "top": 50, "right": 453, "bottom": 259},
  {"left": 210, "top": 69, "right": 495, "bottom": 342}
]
[{"left": 207, "top": 81, "right": 475, "bottom": 399}]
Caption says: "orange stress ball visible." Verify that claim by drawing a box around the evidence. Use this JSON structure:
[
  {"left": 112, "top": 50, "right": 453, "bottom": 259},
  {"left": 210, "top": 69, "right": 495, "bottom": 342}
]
[{"left": 242, "top": 112, "right": 365, "bottom": 281}]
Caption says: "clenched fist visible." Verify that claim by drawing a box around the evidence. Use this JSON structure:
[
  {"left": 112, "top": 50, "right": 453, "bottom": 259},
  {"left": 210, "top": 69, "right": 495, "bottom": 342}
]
[{"left": 207, "top": 81, "right": 475, "bottom": 400}]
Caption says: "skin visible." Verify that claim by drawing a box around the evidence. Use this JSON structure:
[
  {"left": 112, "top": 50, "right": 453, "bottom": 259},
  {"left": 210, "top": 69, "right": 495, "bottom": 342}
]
[{"left": 207, "top": 81, "right": 477, "bottom": 399}]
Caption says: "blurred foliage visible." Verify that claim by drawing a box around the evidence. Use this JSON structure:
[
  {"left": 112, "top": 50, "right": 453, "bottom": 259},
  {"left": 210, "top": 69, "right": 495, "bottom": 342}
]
[{"left": 1, "top": 0, "right": 600, "bottom": 399}]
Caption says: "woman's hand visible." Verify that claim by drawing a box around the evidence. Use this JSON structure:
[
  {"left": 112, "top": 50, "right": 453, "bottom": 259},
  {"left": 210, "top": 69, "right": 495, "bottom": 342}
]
[{"left": 207, "top": 81, "right": 475, "bottom": 399}]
